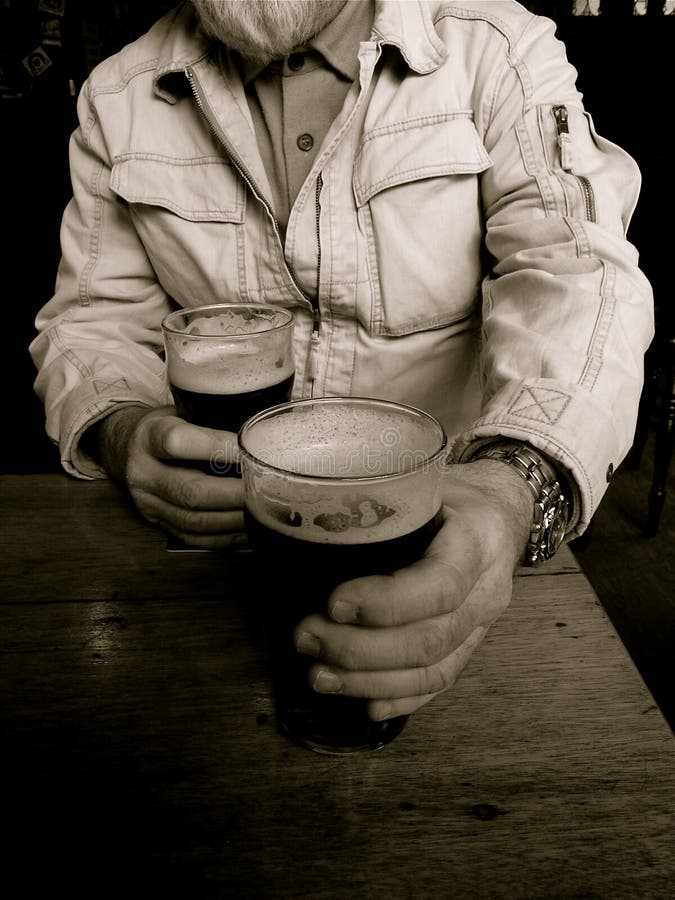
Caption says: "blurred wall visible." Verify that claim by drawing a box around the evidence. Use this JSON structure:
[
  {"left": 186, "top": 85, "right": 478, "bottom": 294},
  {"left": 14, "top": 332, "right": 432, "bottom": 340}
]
[{"left": 0, "top": 0, "right": 176, "bottom": 473}]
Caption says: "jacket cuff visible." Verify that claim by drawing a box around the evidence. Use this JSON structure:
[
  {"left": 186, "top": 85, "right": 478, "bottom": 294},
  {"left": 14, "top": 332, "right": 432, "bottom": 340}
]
[
  {"left": 57, "top": 377, "right": 166, "bottom": 479},
  {"left": 449, "top": 379, "right": 625, "bottom": 537}
]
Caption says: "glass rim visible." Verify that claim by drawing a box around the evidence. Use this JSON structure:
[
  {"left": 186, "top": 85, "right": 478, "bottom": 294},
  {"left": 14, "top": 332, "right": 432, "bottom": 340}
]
[
  {"left": 161, "top": 303, "right": 294, "bottom": 339},
  {"left": 238, "top": 396, "right": 448, "bottom": 483}
]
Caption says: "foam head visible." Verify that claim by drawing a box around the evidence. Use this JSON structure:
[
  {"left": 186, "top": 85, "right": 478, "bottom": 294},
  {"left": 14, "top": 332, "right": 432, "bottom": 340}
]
[
  {"left": 239, "top": 398, "right": 448, "bottom": 544},
  {"left": 162, "top": 304, "right": 294, "bottom": 395}
]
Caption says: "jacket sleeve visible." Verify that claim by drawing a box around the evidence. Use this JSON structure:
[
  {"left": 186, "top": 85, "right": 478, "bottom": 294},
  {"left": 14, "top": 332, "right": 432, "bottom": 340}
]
[
  {"left": 29, "top": 78, "right": 173, "bottom": 479},
  {"left": 452, "top": 13, "right": 654, "bottom": 534}
]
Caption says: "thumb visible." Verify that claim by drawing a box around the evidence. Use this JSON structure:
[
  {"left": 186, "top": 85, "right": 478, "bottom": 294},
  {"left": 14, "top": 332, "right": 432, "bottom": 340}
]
[{"left": 144, "top": 413, "right": 241, "bottom": 466}]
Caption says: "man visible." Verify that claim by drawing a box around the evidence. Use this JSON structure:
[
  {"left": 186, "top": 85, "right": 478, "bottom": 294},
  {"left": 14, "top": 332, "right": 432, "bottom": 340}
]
[{"left": 30, "top": 1, "right": 653, "bottom": 724}]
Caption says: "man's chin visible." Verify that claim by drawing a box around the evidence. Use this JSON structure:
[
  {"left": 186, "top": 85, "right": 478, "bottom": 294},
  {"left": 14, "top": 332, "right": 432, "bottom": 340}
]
[{"left": 192, "top": 0, "right": 347, "bottom": 64}]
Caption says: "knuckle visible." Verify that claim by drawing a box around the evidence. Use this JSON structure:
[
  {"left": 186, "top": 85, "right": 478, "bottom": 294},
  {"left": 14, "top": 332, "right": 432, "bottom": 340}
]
[
  {"left": 174, "top": 479, "right": 203, "bottom": 510},
  {"left": 416, "top": 621, "right": 448, "bottom": 665},
  {"left": 152, "top": 417, "right": 181, "bottom": 457},
  {"left": 335, "top": 642, "right": 361, "bottom": 672},
  {"left": 333, "top": 579, "right": 375, "bottom": 625},
  {"left": 176, "top": 507, "right": 206, "bottom": 533},
  {"left": 420, "top": 661, "right": 452, "bottom": 695}
]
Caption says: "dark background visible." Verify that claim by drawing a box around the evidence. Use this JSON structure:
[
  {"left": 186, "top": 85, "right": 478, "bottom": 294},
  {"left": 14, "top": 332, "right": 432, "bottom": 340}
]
[{"left": 1, "top": 0, "right": 176, "bottom": 472}]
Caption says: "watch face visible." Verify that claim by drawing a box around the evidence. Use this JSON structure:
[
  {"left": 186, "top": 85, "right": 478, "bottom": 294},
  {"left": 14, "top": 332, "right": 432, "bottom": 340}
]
[{"left": 543, "top": 503, "right": 568, "bottom": 558}]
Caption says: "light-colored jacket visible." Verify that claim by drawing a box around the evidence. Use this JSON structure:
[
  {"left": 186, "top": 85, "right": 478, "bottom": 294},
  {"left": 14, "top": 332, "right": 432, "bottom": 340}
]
[{"left": 30, "top": 0, "right": 653, "bottom": 535}]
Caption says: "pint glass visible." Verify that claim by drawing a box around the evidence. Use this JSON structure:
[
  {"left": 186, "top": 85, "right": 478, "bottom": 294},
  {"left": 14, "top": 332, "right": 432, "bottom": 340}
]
[
  {"left": 162, "top": 303, "right": 295, "bottom": 435},
  {"left": 238, "top": 397, "right": 448, "bottom": 754}
]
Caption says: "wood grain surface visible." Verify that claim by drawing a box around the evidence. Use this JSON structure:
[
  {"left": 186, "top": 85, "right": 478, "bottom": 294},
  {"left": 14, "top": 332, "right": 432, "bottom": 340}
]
[{"left": 2, "top": 475, "right": 673, "bottom": 899}]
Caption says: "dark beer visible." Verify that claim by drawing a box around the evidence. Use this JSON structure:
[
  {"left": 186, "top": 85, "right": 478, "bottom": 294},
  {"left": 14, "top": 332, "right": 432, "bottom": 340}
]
[
  {"left": 245, "top": 508, "right": 443, "bottom": 753},
  {"left": 162, "top": 304, "right": 295, "bottom": 476},
  {"left": 171, "top": 374, "right": 294, "bottom": 433},
  {"left": 239, "top": 397, "right": 448, "bottom": 754}
]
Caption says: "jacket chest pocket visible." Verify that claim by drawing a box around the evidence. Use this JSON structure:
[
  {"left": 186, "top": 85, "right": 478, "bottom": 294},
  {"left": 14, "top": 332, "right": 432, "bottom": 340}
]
[
  {"left": 353, "top": 114, "right": 492, "bottom": 336},
  {"left": 110, "top": 156, "right": 246, "bottom": 302}
]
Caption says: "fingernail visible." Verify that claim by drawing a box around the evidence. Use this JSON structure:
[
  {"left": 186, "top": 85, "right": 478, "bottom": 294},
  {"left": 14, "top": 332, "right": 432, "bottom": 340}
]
[
  {"left": 296, "top": 632, "right": 321, "bottom": 656},
  {"left": 313, "top": 670, "right": 343, "bottom": 693},
  {"left": 331, "top": 600, "right": 356, "bottom": 623}
]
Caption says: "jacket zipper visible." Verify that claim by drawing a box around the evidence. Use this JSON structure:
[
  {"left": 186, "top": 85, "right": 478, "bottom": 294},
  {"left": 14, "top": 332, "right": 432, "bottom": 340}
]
[
  {"left": 304, "top": 173, "right": 324, "bottom": 395},
  {"left": 552, "top": 105, "right": 597, "bottom": 223}
]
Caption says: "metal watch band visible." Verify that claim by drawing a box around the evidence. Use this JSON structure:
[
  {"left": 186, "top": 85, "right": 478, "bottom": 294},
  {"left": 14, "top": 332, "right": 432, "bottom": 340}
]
[{"left": 469, "top": 441, "right": 569, "bottom": 566}]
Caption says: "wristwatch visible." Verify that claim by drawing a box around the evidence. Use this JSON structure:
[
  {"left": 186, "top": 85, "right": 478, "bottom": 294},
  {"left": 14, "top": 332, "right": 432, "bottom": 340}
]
[{"left": 468, "top": 440, "right": 570, "bottom": 566}]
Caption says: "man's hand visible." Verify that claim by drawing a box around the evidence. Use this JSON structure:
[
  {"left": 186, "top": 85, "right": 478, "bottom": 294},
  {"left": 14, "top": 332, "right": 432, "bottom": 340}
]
[
  {"left": 293, "top": 460, "right": 534, "bottom": 721},
  {"left": 95, "top": 405, "right": 246, "bottom": 548}
]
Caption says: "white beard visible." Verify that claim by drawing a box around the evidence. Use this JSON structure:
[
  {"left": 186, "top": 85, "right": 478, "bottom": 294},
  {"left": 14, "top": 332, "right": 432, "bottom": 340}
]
[{"left": 191, "top": 0, "right": 348, "bottom": 65}]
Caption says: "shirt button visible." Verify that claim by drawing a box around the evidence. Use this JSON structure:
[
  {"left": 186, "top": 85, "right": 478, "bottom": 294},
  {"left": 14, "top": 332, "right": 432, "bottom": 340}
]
[
  {"left": 606, "top": 463, "right": 614, "bottom": 482},
  {"left": 288, "top": 52, "right": 304, "bottom": 71},
  {"left": 297, "top": 133, "right": 314, "bottom": 152}
]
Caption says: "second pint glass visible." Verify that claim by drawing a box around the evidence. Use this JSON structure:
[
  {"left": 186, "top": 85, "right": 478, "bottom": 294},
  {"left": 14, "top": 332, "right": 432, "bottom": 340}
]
[
  {"left": 238, "top": 397, "right": 448, "bottom": 754},
  {"left": 162, "top": 303, "right": 295, "bottom": 434}
]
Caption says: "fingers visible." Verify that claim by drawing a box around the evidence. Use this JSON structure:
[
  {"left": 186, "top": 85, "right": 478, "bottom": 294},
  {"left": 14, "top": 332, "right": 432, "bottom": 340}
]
[
  {"left": 136, "top": 461, "right": 245, "bottom": 512},
  {"left": 308, "top": 625, "right": 486, "bottom": 715},
  {"left": 327, "top": 507, "right": 482, "bottom": 626},
  {"left": 132, "top": 486, "right": 247, "bottom": 547},
  {"left": 367, "top": 693, "right": 439, "bottom": 722},
  {"left": 296, "top": 599, "right": 477, "bottom": 672},
  {"left": 128, "top": 412, "right": 245, "bottom": 511},
  {"left": 164, "top": 529, "right": 248, "bottom": 550},
  {"left": 147, "top": 414, "right": 241, "bottom": 464}
]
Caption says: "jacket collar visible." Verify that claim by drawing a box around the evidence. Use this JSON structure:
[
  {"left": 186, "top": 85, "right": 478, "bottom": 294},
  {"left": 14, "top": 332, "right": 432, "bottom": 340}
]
[
  {"left": 153, "top": 0, "right": 447, "bottom": 100},
  {"left": 372, "top": 0, "right": 447, "bottom": 74},
  {"left": 153, "top": 3, "right": 211, "bottom": 101}
]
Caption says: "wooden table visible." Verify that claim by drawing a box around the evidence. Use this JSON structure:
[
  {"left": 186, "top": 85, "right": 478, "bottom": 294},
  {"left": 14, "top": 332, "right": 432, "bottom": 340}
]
[{"left": 2, "top": 474, "right": 673, "bottom": 899}]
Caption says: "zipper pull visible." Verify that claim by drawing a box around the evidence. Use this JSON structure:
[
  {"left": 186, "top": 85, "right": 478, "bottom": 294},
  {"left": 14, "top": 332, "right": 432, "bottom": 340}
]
[{"left": 552, "top": 105, "right": 573, "bottom": 172}]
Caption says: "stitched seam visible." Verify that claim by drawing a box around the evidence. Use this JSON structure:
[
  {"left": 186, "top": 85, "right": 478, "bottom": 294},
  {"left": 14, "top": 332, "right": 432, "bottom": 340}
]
[
  {"left": 111, "top": 156, "right": 244, "bottom": 218},
  {"left": 579, "top": 261, "right": 616, "bottom": 391},
  {"left": 236, "top": 214, "right": 249, "bottom": 301},
  {"left": 355, "top": 161, "right": 488, "bottom": 204},
  {"left": 359, "top": 204, "right": 382, "bottom": 333},
  {"left": 113, "top": 153, "right": 233, "bottom": 165},
  {"left": 374, "top": 309, "right": 474, "bottom": 337},
  {"left": 245, "top": 280, "right": 299, "bottom": 297},
  {"left": 360, "top": 111, "right": 474, "bottom": 145},
  {"left": 510, "top": 388, "right": 571, "bottom": 424},
  {"left": 565, "top": 217, "right": 591, "bottom": 259},
  {"left": 89, "top": 59, "right": 160, "bottom": 99},
  {"left": 433, "top": 7, "right": 518, "bottom": 50},
  {"left": 508, "top": 52, "right": 533, "bottom": 112},
  {"left": 309, "top": 278, "right": 369, "bottom": 288},
  {"left": 483, "top": 53, "right": 511, "bottom": 140},
  {"left": 79, "top": 161, "right": 104, "bottom": 307},
  {"left": 123, "top": 197, "right": 242, "bottom": 220},
  {"left": 51, "top": 327, "right": 92, "bottom": 379},
  {"left": 516, "top": 120, "right": 557, "bottom": 216},
  {"left": 83, "top": 110, "right": 97, "bottom": 148}
]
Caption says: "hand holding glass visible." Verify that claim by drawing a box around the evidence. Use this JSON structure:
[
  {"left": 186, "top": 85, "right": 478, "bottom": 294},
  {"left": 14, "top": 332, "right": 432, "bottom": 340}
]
[{"left": 238, "top": 397, "right": 448, "bottom": 754}]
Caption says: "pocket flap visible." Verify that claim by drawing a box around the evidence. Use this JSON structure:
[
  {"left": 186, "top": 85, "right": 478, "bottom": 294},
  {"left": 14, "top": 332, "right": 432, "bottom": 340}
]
[
  {"left": 110, "top": 155, "right": 245, "bottom": 223},
  {"left": 354, "top": 113, "right": 492, "bottom": 207}
]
